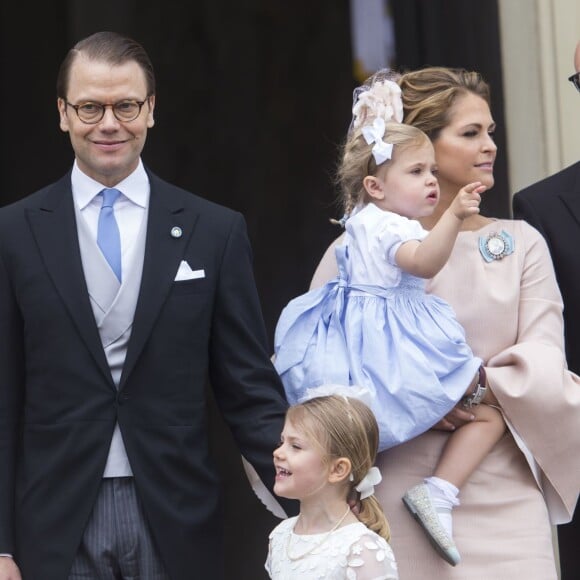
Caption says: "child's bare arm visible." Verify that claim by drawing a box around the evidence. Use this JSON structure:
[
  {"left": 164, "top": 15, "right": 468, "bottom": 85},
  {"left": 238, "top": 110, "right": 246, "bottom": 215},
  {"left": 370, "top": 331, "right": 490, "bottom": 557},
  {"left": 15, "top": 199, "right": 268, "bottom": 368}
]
[{"left": 396, "top": 182, "right": 485, "bottom": 278}]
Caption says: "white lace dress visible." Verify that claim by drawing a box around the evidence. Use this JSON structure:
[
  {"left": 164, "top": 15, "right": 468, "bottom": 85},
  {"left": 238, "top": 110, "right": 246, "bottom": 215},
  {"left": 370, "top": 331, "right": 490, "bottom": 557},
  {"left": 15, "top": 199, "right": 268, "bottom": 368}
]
[{"left": 265, "top": 517, "right": 398, "bottom": 579}]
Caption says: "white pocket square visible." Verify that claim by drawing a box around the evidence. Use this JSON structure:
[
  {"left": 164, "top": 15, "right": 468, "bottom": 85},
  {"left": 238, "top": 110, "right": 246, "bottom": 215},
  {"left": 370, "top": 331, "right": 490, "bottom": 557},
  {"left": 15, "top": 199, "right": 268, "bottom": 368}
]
[{"left": 174, "top": 261, "right": 205, "bottom": 281}]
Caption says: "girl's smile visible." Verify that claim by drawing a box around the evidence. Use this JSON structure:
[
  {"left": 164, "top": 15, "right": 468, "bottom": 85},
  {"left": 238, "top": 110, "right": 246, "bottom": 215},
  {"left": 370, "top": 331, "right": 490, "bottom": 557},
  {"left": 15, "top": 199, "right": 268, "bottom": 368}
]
[{"left": 273, "top": 419, "right": 331, "bottom": 502}]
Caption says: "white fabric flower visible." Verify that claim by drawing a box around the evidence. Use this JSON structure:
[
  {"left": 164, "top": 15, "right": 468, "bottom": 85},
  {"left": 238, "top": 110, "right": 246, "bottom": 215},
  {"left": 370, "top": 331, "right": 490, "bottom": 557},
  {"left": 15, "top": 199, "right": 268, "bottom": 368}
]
[
  {"left": 352, "top": 80, "right": 403, "bottom": 131},
  {"left": 364, "top": 540, "right": 379, "bottom": 550}
]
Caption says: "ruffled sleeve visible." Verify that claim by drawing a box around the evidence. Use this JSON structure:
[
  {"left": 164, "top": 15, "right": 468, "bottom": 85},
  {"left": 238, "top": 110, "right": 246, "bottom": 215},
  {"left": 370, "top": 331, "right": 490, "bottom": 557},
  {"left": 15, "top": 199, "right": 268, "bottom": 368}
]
[
  {"left": 374, "top": 212, "right": 428, "bottom": 266},
  {"left": 347, "top": 205, "right": 427, "bottom": 266},
  {"left": 344, "top": 205, "right": 428, "bottom": 287},
  {"left": 485, "top": 223, "right": 580, "bottom": 522}
]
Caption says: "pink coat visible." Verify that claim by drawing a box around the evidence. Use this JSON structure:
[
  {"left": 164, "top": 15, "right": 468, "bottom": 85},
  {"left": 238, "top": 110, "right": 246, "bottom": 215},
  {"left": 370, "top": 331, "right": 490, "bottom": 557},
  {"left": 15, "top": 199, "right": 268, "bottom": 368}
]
[{"left": 311, "top": 219, "right": 580, "bottom": 579}]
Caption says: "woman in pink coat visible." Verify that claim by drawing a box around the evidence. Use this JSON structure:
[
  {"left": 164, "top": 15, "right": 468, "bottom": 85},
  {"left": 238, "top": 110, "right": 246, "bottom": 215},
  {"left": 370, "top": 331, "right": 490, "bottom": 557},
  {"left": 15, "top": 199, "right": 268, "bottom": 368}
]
[{"left": 310, "top": 67, "right": 580, "bottom": 579}]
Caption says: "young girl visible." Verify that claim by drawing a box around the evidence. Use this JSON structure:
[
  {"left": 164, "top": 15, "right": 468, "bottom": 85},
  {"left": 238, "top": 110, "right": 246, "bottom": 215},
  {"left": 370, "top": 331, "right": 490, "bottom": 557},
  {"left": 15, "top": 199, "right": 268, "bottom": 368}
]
[
  {"left": 266, "top": 394, "right": 398, "bottom": 579},
  {"left": 273, "top": 80, "right": 505, "bottom": 566}
]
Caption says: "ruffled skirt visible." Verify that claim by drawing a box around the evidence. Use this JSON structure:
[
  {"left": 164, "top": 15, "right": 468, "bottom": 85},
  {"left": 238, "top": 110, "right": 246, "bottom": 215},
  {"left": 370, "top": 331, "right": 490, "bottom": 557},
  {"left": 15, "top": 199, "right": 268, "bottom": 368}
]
[{"left": 274, "top": 278, "right": 481, "bottom": 450}]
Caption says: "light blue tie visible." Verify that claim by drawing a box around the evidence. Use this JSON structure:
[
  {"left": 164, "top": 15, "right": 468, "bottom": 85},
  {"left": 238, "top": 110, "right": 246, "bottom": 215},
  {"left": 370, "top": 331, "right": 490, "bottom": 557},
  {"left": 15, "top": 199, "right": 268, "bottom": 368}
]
[{"left": 97, "top": 188, "right": 122, "bottom": 282}]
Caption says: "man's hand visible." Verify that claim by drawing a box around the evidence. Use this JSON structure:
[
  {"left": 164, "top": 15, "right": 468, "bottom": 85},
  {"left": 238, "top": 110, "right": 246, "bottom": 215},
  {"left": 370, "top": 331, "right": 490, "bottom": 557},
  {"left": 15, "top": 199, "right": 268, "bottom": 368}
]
[{"left": 0, "top": 556, "right": 21, "bottom": 580}]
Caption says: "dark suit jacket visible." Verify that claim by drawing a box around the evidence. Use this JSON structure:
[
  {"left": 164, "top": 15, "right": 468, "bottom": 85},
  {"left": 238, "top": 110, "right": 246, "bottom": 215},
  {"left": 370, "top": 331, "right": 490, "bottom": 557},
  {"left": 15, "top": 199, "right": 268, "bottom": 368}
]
[
  {"left": 513, "top": 161, "right": 580, "bottom": 374},
  {"left": 0, "top": 170, "right": 289, "bottom": 580},
  {"left": 513, "top": 160, "right": 580, "bottom": 580}
]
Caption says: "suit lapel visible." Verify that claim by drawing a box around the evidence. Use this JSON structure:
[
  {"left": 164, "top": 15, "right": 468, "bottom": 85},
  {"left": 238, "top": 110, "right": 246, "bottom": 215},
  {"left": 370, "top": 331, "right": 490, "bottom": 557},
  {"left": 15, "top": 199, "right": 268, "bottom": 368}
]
[
  {"left": 25, "top": 174, "right": 114, "bottom": 385},
  {"left": 558, "top": 163, "right": 580, "bottom": 227},
  {"left": 120, "top": 175, "right": 199, "bottom": 387}
]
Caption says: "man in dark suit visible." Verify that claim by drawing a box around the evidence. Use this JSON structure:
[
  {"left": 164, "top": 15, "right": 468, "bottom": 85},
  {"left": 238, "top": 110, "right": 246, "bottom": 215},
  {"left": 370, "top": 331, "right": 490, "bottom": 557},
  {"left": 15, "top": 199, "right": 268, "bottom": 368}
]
[
  {"left": 513, "top": 40, "right": 580, "bottom": 580},
  {"left": 0, "top": 31, "right": 289, "bottom": 580}
]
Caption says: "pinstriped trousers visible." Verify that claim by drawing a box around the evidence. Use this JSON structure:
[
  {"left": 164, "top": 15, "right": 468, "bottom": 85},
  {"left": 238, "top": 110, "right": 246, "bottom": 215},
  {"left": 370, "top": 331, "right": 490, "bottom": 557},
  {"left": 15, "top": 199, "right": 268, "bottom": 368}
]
[{"left": 68, "top": 478, "right": 169, "bottom": 580}]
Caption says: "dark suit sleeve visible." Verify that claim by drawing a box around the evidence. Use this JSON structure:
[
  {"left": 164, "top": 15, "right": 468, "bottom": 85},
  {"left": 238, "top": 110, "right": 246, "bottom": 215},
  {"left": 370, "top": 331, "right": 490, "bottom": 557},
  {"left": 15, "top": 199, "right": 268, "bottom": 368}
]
[
  {"left": 207, "top": 213, "right": 291, "bottom": 505},
  {"left": 512, "top": 191, "right": 547, "bottom": 238},
  {"left": 0, "top": 243, "right": 24, "bottom": 553}
]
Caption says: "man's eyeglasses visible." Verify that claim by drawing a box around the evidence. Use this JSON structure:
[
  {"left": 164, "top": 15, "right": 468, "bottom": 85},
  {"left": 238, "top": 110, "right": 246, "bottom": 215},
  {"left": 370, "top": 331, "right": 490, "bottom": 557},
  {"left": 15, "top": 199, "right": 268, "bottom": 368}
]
[
  {"left": 568, "top": 72, "right": 580, "bottom": 93},
  {"left": 64, "top": 99, "right": 149, "bottom": 124}
]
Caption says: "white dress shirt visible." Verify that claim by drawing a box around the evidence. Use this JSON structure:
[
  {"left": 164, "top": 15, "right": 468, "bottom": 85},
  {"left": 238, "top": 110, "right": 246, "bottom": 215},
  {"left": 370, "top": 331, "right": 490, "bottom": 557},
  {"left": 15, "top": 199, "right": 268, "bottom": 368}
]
[{"left": 71, "top": 159, "right": 150, "bottom": 266}]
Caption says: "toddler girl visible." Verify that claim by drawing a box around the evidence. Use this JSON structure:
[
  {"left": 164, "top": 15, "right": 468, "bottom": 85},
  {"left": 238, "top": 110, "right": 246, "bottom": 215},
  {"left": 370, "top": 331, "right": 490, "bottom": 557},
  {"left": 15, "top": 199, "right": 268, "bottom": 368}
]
[
  {"left": 273, "top": 80, "right": 505, "bottom": 565},
  {"left": 266, "top": 394, "right": 398, "bottom": 579}
]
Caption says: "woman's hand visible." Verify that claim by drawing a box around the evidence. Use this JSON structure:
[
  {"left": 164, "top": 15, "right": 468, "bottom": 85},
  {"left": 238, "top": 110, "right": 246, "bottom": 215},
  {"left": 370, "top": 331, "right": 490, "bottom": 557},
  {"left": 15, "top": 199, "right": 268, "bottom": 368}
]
[
  {"left": 432, "top": 370, "right": 479, "bottom": 430},
  {"left": 431, "top": 406, "right": 475, "bottom": 431},
  {"left": 433, "top": 366, "right": 499, "bottom": 431},
  {"left": 432, "top": 369, "right": 479, "bottom": 430}
]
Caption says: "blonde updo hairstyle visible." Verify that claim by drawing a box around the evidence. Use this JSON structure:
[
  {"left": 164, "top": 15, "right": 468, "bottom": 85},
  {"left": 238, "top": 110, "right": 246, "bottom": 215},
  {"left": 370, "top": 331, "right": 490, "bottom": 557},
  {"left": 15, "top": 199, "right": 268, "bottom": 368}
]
[
  {"left": 397, "top": 66, "right": 491, "bottom": 141},
  {"left": 286, "top": 395, "right": 391, "bottom": 541},
  {"left": 336, "top": 122, "right": 430, "bottom": 219}
]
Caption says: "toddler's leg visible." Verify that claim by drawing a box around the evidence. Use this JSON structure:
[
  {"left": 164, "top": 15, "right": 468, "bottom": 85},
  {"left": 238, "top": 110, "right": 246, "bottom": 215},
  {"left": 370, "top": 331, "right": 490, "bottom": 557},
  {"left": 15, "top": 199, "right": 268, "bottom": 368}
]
[
  {"left": 434, "top": 403, "right": 505, "bottom": 488},
  {"left": 402, "top": 404, "right": 505, "bottom": 566}
]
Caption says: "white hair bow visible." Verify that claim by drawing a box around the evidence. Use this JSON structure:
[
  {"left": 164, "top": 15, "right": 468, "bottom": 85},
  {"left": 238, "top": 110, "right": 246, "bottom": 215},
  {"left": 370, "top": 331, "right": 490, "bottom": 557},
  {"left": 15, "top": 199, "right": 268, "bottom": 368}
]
[
  {"left": 361, "top": 117, "right": 393, "bottom": 165},
  {"left": 355, "top": 466, "right": 382, "bottom": 499}
]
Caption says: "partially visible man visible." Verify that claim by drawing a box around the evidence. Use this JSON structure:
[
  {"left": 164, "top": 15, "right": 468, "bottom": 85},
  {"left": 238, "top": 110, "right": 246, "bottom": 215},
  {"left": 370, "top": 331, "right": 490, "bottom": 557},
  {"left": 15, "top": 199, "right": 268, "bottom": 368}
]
[
  {"left": 513, "top": 40, "right": 580, "bottom": 580},
  {"left": 0, "top": 31, "right": 289, "bottom": 580}
]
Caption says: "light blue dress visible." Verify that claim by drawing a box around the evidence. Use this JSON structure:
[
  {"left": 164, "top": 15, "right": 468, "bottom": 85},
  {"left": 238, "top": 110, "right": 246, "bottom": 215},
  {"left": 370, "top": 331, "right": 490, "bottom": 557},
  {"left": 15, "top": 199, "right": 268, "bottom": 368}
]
[{"left": 274, "top": 204, "right": 481, "bottom": 450}]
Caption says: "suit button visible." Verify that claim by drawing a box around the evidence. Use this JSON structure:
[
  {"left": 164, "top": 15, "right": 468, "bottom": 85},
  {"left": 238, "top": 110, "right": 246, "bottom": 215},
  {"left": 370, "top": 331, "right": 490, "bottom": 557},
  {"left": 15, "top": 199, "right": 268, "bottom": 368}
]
[{"left": 117, "top": 393, "right": 130, "bottom": 405}]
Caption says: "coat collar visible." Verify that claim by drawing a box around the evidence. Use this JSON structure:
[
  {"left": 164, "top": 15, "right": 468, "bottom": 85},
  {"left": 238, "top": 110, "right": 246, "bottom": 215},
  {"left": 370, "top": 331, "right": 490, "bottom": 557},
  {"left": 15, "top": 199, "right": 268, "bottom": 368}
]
[
  {"left": 26, "top": 172, "right": 113, "bottom": 384},
  {"left": 558, "top": 162, "right": 580, "bottom": 227},
  {"left": 119, "top": 171, "right": 199, "bottom": 387}
]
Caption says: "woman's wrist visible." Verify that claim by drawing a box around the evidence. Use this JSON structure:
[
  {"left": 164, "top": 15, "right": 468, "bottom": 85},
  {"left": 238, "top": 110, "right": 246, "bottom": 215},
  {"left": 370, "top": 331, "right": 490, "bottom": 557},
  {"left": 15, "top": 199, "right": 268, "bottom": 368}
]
[{"left": 462, "top": 366, "right": 487, "bottom": 408}]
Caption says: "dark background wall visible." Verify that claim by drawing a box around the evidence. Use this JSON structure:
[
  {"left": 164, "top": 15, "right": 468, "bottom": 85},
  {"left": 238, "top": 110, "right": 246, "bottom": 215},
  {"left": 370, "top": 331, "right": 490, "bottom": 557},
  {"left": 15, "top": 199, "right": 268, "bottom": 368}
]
[{"left": 0, "top": 1, "right": 506, "bottom": 578}]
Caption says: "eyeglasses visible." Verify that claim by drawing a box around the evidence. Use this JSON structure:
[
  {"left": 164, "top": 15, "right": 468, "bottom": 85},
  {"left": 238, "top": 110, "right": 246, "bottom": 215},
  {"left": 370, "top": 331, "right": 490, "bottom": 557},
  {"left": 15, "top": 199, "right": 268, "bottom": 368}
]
[
  {"left": 65, "top": 99, "right": 149, "bottom": 124},
  {"left": 568, "top": 72, "right": 580, "bottom": 93}
]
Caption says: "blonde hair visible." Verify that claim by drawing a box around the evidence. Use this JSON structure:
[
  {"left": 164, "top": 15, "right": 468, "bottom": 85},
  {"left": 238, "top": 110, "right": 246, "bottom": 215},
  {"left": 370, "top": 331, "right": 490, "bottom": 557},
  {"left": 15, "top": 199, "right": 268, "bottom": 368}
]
[
  {"left": 287, "top": 395, "right": 391, "bottom": 541},
  {"left": 397, "top": 66, "right": 491, "bottom": 141},
  {"left": 335, "top": 123, "right": 430, "bottom": 218}
]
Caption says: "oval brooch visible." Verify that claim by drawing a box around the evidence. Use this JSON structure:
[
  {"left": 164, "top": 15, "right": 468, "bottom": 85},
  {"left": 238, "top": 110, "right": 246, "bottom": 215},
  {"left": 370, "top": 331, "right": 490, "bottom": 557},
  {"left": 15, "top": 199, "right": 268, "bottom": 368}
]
[{"left": 478, "top": 230, "right": 514, "bottom": 262}]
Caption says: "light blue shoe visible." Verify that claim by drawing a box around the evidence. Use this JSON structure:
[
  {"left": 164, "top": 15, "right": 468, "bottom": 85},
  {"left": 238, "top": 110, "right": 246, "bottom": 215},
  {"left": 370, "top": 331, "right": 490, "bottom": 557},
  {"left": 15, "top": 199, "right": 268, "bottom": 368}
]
[{"left": 402, "top": 483, "right": 461, "bottom": 566}]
